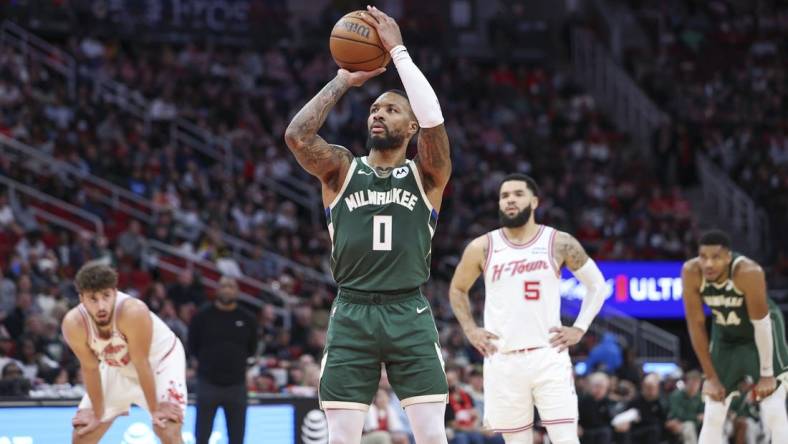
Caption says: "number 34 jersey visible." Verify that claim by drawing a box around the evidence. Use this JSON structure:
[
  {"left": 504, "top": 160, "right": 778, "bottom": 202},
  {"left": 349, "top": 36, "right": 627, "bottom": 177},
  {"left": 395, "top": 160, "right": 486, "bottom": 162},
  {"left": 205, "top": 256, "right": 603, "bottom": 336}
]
[
  {"left": 482, "top": 225, "right": 562, "bottom": 353},
  {"left": 326, "top": 156, "right": 438, "bottom": 293},
  {"left": 701, "top": 253, "right": 778, "bottom": 343}
]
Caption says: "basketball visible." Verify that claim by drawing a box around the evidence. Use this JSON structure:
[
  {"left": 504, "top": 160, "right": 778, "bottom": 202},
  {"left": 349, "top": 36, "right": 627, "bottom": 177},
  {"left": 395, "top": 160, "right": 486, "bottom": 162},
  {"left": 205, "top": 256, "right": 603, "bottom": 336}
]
[{"left": 330, "top": 11, "right": 391, "bottom": 72}]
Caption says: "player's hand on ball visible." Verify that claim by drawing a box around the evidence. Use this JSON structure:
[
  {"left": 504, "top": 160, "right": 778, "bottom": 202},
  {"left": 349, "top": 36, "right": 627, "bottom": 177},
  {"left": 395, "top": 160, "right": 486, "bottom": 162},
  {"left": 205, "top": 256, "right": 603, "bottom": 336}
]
[
  {"left": 360, "top": 6, "right": 404, "bottom": 51},
  {"left": 466, "top": 327, "right": 499, "bottom": 357},
  {"left": 752, "top": 375, "right": 776, "bottom": 401},
  {"left": 337, "top": 68, "right": 386, "bottom": 88},
  {"left": 702, "top": 377, "right": 727, "bottom": 402},
  {"left": 72, "top": 409, "right": 101, "bottom": 436},
  {"left": 549, "top": 326, "right": 584, "bottom": 352}
]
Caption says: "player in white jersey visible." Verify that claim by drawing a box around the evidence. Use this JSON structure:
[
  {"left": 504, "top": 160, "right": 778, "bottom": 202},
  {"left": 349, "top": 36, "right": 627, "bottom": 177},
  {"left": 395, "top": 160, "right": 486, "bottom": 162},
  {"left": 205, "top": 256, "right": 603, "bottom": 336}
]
[
  {"left": 61, "top": 262, "right": 187, "bottom": 444},
  {"left": 449, "top": 174, "right": 607, "bottom": 444}
]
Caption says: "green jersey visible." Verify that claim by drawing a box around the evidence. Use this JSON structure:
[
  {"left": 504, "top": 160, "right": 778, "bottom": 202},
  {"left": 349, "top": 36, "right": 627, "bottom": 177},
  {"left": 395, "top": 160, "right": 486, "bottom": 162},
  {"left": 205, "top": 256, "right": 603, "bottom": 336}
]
[
  {"left": 700, "top": 253, "right": 764, "bottom": 343},
  {"left": 326, "top": 156, "right": 438, "bottom": 292}
]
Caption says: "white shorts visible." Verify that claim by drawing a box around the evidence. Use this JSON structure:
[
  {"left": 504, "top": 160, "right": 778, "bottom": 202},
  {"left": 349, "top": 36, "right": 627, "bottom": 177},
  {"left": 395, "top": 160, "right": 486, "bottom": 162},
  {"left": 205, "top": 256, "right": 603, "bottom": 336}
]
[
  {"left": 79, "top": 339, "right": 187, "bottom": 422},
  {"left": 483, "top": 347, "right": 577, "bottom": 433}
]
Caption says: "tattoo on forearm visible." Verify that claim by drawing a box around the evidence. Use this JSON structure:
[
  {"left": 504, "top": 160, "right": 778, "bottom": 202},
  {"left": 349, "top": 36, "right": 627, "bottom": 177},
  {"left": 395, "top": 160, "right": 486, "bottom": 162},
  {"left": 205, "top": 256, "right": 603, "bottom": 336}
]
[
  {"left": 417, "top": 125, "right": 451, "bottom": 190},
  {"left": 286, "top": 77, "right": 352, "bottom": 172}
]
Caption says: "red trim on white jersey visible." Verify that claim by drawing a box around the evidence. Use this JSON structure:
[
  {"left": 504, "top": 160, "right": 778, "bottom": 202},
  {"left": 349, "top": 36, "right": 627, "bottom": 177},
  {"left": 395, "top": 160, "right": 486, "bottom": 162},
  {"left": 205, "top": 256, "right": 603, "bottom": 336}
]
[
  {"left": 157, "top": 337, "right": 178, "bottom": 367},
  {"left": 499, "top": 225, "right": 544, "bottom": 249},
  {"left": 491, "top": 422, "right": 534, "bottom": 433}
]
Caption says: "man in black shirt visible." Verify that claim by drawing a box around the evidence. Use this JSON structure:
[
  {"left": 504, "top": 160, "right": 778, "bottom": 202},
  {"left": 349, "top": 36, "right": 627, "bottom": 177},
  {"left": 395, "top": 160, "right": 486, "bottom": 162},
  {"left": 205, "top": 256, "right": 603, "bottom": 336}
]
[
  {"left": 578, "top": 372, "right": 614, "bottom": 444},
  {"left": 616, "top": 373, "right": 668, "bottom": 444},
  {"left": 189, "top": 276, "right": 258, "bottom": 444}
]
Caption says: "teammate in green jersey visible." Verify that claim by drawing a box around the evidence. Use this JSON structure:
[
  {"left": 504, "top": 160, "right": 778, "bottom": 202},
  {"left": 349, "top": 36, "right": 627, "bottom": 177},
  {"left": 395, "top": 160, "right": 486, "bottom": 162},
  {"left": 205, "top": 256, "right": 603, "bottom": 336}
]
[
  {"left": 284, "top": 6, "right": 451, "bottom": 444},
  {"left": 682, "top": 230, "right": 787, "bottom": 444}
]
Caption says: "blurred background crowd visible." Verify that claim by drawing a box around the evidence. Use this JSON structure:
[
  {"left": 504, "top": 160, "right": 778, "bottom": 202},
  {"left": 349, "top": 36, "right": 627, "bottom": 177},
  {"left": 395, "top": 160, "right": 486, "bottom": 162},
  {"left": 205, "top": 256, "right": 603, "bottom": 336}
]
[{"left": 0, "top": 0, "right": 786, "bottom": 443}]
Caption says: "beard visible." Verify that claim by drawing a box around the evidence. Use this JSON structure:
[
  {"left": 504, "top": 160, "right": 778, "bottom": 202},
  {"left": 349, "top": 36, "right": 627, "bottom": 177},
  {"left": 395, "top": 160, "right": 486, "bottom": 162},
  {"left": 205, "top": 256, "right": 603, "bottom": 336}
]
[
  {"left": 499, "top": 205, "right": 532, "bottom": 228},
  {"left": 91, "top": 311, "right": 113, "bottom": 327},
  {"left": 366, "top": 127, "right": 405, "bottom": 152}
]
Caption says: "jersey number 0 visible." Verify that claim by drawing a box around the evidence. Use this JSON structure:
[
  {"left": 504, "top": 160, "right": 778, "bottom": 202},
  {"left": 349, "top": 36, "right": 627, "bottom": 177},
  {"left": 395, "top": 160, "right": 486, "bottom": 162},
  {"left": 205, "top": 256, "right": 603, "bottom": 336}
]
[{"left": 373, "top": 215, "right": 392, "bottom": 251}]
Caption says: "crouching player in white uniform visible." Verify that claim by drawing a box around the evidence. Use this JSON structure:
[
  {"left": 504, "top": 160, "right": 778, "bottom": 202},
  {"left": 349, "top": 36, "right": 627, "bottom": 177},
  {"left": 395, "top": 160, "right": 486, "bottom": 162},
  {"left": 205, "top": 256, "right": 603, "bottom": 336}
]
[
  {"left": 61, "top": 262, "right": 187, "bottom": 444},
  {"left": 449, "top": 174, "right": 607, "bottom": 444}
]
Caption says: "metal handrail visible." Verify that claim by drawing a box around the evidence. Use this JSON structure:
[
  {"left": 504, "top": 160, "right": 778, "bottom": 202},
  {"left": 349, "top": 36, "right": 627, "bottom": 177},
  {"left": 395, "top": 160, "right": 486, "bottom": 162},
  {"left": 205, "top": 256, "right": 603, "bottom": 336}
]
[
  {"left": 1, "top": 19, "right": 320, "bottom": 219},
  {"left": 696, "top": 153, "right": 770, "bottom": 259},
  {"left": 146, "top": 239, "right": 295, "bottom": 305},
  {"left": 0, "top": 21, "right": 76, "bottom": 96},
  {"left": 3, "top": 179, "right": 290, "bottom": 316},
  {"left": 561, "top": 298, "right": 680, "bottom": 360},
  {"left": 0, "top": 133, "right": 335, "bottom": 285},
  {"left": 571, "top": 28, "right": 667, "bottom": 156},
  {"left": 0, "top": 175, "right": 104, "bottom": 236},
  {"left": 0, "top": 134, "right": 152, "bottom": 222}
]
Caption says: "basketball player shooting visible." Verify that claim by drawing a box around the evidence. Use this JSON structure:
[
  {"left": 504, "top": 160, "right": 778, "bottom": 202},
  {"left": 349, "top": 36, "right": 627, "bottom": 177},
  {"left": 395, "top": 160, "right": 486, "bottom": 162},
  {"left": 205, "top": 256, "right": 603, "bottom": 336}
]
[
  {"left": 449, "top": 174, "right": 607, "bottom": 444},
  {"left": 284, "top": 6, "right": 451, "bottom": 444},
  {"left": 61, "top": 263, "right": 187, "bottom": 444}
]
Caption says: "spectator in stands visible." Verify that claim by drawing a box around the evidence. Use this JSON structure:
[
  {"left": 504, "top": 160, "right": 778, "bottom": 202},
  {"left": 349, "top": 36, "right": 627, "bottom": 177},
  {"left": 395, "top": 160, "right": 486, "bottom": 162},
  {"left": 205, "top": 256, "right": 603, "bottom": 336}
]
[
  {"left": 617, "top": 348, "right": 642, "bottom": 384},
  {"left": 584, "top": 332, "right": 623, "bottom": 375},
  {"left": 190, "top": 276, "right": 258, "bottom": 444},
  {"left": 0, "top": 325, "right": 21, "bottom": 372},
  {"left": 0, "top": 361, "right": 30, "bottom": 396},
  {"left": 3, "top": 290, "right": 35, "bottom": 339},
  {"left": 0, "top": 192, "right": 15, "bottom": 229},
  {"left": 250, "top": 369, "right": 280, "bottom": 394},
  {"left": 0, "top": 272, "right": 16, "bottom": 315},
  {"left": 363, "top": 388, "right": 407, "bottom": 444},
  {"left": 20, "top": 333, "right": 60, "bottom": 386},
  {"left": 445, "top": 367, "right": 485, "bottom": 444},
  {"left": 666, "top": 370, "right": 704, "bottom": 444},
  {"left": 116, "top": 219, "right": 146, "bottom": 265},
  {"left": 578, "top": 372, "right": 614, "bottom": 444},
  {"left": 167, "top": 268, "right": 206, "bottom": 309},
  {"left": 614, "top": 373, "right": 668, "bottom": 444}
]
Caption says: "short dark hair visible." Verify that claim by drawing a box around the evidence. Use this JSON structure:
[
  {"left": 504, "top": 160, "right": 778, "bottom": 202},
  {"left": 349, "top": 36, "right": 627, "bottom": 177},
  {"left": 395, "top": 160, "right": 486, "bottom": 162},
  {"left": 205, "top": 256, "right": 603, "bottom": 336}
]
[
  {"left": 698, "top": 230, "right": 731, "bottom": 249},
  {"left": 499, "top": 173, "right": 540, "bottom": 197},
  {"left": 74, "top": 262, "right": 118, "bottom": 293},
  {"left": 383, "top": 89, "right": 417, "bottom": 121}
]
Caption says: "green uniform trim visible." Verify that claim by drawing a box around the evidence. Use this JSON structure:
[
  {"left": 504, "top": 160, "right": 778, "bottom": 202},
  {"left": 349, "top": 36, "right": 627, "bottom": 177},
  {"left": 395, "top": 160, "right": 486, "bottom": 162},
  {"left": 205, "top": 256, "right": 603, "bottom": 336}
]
[
  {"left": 326, "top": 157, "right": 437, "bottom": 293},
  {"left": 319, "top": 289, "right": 448, "bottom": 409},
  {"left": 701, "top": 253, "right": 788, "bottom": 393}
]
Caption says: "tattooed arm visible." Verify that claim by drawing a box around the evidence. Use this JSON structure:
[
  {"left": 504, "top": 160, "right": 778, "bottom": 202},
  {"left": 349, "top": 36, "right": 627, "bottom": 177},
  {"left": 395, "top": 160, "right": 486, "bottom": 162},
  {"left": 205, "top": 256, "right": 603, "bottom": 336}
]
[
  {"left": 553, "top": 231, "right": 590, "bottom": 271},
  {"left": 284, "top": 68, "right": 384, "bottom": 204},
  {"left": 415, "top": 125, "right": 451, "bottom": 211},
  {"left": 550, "top": 231, "right": 606, "bottom": 346}
]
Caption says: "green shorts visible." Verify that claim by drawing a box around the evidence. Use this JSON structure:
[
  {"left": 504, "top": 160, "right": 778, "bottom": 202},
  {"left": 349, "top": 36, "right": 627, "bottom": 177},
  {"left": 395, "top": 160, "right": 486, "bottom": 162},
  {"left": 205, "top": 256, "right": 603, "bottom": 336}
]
[
  {"left": 711, "top": 306, "right": 788, "bottom": 395},
  {"left": 319, "top": 288, "right": 448, "bottom": 410}
]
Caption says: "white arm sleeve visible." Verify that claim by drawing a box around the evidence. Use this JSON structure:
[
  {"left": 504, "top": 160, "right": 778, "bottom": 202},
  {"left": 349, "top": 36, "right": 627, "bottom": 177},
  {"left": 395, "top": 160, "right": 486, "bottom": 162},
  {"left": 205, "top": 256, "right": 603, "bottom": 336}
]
[
  {"left": 752, "top": 314, "right": 774, "bottom": 377},
  {"left": 389, "top": 45, "right": 444, "bottom": 128},
  {"left": 572, "top": 258, "right": 607, "bottom": 332}
]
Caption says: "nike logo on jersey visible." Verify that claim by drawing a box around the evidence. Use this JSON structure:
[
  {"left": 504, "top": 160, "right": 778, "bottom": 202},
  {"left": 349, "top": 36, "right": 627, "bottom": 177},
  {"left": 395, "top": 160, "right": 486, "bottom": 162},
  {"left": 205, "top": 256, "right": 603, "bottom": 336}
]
[
  {"left": 417, "top": 306, "right": 429, "bottom": 314},
  {"left": 494, "top": 247, "right": 506, "bottom": 253},
  {"left": 357, "top": 170, "right": 373, "bottom": 175}
]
